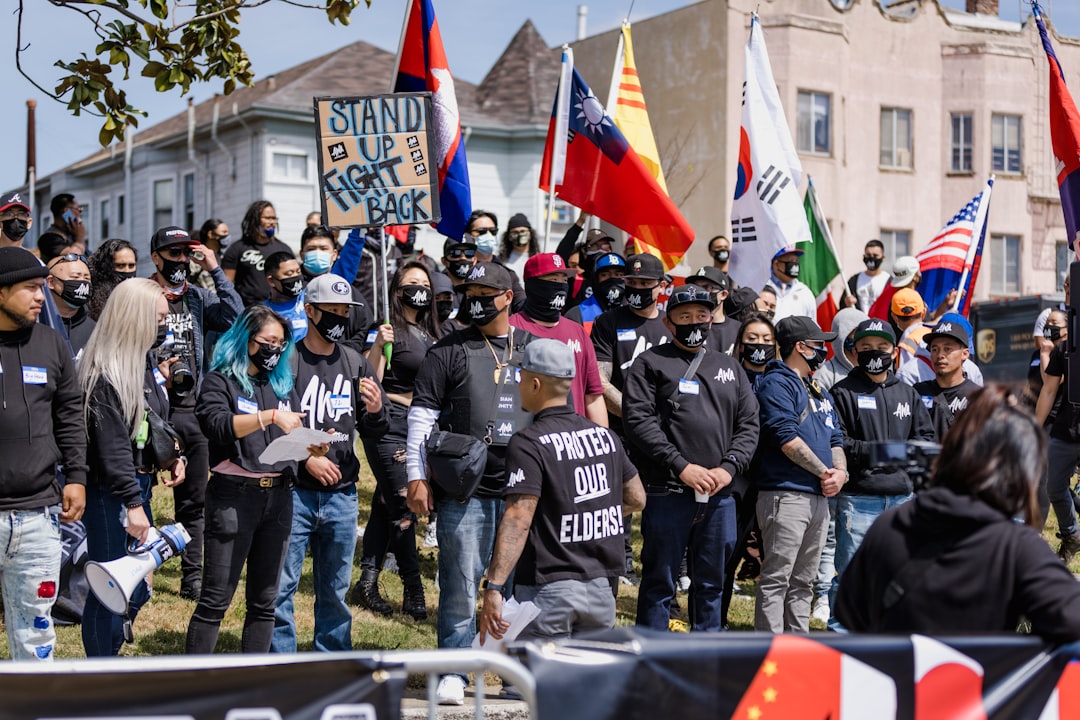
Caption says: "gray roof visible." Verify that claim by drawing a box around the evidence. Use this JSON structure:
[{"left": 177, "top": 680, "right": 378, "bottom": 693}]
[{"left": 476, "top": 20, "right": 562, "bottom": 126}]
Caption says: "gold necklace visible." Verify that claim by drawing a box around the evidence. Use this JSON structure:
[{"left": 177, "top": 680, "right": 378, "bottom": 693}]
[{"left": 482, "top": 327, "right": 513, "bottom": 385}]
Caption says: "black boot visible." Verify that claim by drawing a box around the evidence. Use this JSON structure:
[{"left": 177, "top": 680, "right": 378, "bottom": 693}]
[
  {"left": 348, "top": 569, "right": 392, "bottom": 617},
  {"left": 402, "top": 576, "right": 428, "bottom": 620}
]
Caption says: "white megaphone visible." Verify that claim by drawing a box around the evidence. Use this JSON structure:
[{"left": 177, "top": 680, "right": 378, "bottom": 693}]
[{"left": 86, "top": 523, "right": 191, "bottom": 615}]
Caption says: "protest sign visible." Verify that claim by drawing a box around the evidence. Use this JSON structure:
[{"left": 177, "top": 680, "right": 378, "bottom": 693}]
[{"left": 315, "top": 92, "right": 441, "bottom": 228}]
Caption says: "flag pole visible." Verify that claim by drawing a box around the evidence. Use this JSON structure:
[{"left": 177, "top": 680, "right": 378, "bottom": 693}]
[
  {"left": 389, "top": 0, "right": 413, "bottom": 90},
  {"left": 544, "top": 45, "right": 572, "bottom": 253},
  {"left": 605, "top": 24, "right": 626, "bottom": 114},
  {"left": 952, "top": 175, "right": 994, "bottom": 313}
]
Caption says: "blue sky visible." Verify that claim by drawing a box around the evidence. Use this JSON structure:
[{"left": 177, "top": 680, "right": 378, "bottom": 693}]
[{"left": 2, "top": 0, "right": 1078, "bottom": 193}]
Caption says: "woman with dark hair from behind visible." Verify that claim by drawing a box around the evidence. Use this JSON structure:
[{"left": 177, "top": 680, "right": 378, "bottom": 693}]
[
  {"left": 350, "top": 261, "right": 441, "bottom": 619},
  {"left": 835, "top": 385, "right": 1080, "bottom": 642},
  {"left": 86, "top": 239, "right": 138, "bottom": 321}
]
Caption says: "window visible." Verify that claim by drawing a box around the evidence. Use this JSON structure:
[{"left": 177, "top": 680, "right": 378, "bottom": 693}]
[
  {"left": 880, "top": 229, "right": 911, "bottom": 259},
  {"left": 153, "top": 179, "right": 174, "bottom": 231},
  {"left": 271, "top": 152, "right": 308, "bottom": 181},
  {"left": 990, "top": 233, "right": 1021, "bottom": 295},
  {"left": 950, "top": 113, "right": 973, "bottom": 173},
  {"left": 183, "top": 173, "right": 195, "bottom": 232},
  {"left": 880, "top": 107, "right": 913, "bottom": 168},
  {"left": 991, "top": 114, "right": 1022, "bottom": 174},
  {"left": 99, "top": 199, "right": 109, "bottom": 240},
  {"left": 117, "top": 194, "right": 125, "bottom": 226},
  {"left": 1057, "top": 241, "right": 1071, "bottom": 290},
  {"left": 797, "top": 91, "right": 831, "bottom": 155}
]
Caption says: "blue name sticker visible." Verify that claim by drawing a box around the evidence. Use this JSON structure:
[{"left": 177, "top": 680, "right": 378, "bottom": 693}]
[
  {"left": 857, "top": 395, "right": 878, "bottom": 411},
  {"left": 617, "top": 329, "right": 636, "bottom": 342},
  {"left": 237, "top": 397, "right": 259, "bottom": 415},
  {"left": 678, "top": 378, "right": 700, "bottom": 395},
  {"left": 153, "top": 369, "right": 167, "bottom": 386},
  {"left": 22, "top": 366, "right": 47, "bottom": 385},
  {"left": 329, "top": 394, "right": 351, "bottom": 411}
]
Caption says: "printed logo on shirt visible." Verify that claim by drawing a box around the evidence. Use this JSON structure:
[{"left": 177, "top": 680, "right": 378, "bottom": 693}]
[
  {"left": 166, "top": 311, "right": 194, "bottom": 334},
  {"left": 714, "top": 367, "right": 735, "bottom": 384},
  {"left": 299, "top": 371, "right": 354, "bottom": 426},
  {"left": 22, "top": 366, "right": 47, "bottom": 385},
  {"left": 810, "top": 397, "right": 833, "bottom": 415},
  {"left": 893, "top": 402, "right": 911, "bottom": 420},
  {"left": 240, "top": 248, "right": 266, "bottom": 270},
  {"left": 619, "top": 335, "right": 668, "bottom": 371},
  {"left": 507, "top": 468, "right": 525, "bottom": 488},
  {"left": 948, "top": 395, "right": 968, "bottom": 414},
  {"left": 564, "top": 338, "right": 581, "bottom": 354},
  {"left": 497, "top": 421, "right": 514, "bottom": 436}
]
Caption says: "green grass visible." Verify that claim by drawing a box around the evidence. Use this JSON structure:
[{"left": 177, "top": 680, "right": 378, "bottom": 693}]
[{"left": 0, "top": 469, "right": 1071, "bottom": 658}]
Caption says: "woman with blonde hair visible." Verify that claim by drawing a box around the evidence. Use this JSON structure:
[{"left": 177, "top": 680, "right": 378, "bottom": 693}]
[{"left": 79, "top": 278, "right": 187, "bottom": 656}]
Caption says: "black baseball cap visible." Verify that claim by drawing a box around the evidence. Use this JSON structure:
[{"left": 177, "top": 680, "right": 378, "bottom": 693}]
[
  {"left": 626, "top": 253, "right": 665, "bottom": 281},
  {"left": 924, "top": 319, "right": 971, "bottom": 348},
  {"left": 776, "top": 315, "right": 836, "bottom": 348},
  {"left": 688, "top": 266, "right": 729, "bottom": 292},
  {"left": 443, "top": 236, "right": 477, "bottom": 256},
  {"left": 724, "top": 286, "right": 759, "bottom": 317},
  {"left": 853, "top": 318, "right": 896, "bottom": 345},
  {"left": 151, "top": 226, "right": 197, "bottom": 253},
  {"left": 0, "top": 190, "right": 30, "bottom": 213},
  {"left": 459, "top": 262, "right": 513, "bottom": 292},
  {"left": 666, "top": 284, "right": 716, "bottom": 314}
]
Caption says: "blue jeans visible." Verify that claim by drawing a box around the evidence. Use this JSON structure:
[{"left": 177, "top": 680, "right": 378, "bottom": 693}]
[
  {"left": 435, "top": 495, "right": 503, "bottom": 656},
  {"left": 271, "top": 486, "right": 357, "bottom": 653},
  {"left": 1046, "top": 438, "right": 1080, "bottom": 537},
  {"left": 0, "top": 506, "right": 62, "bottom": 660},
  {"left": 81, "top": 473, "right": 154, "bottom": 656},
  {"left": 637, "top": 490, "right": 735, "bottom": 632},
  {"left": 813, "top": 496, "right": 838, "bottom": 600},
  {"left": 828, "top": 492, "right": 912, "bottom": 630}
]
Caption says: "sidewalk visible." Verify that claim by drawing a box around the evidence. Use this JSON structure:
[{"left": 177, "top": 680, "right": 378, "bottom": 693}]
[{"left": 400, "top": 686, "right": 529, "bottom": 720}]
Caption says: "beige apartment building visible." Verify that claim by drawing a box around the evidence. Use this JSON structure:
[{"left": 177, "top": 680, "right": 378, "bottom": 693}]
[{"left": 569, "top": 0, "right": 1079, "bottom": 299}]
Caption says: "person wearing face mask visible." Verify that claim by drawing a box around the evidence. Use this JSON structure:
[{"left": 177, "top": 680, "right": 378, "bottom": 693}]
[
  {"left": 87, "top": 239, "right": 139, "bottom": 321},
  {"left": 708, "top": 235, "right": 737, "bottom": 289},
  {"left": 767, "top": 248, "right": 816, "bottom": 322},
  {"left": 188, "top": 218, "right": 230, "bottom": 291},
  {"left": 0, "top": 191, "right": 33, "bottom": 247},
  {"left": 272, "top": 274, "right": 389, "bottom": 653},
  {"left": 622, "top": 285, "right": 760, "bottom": 632},
  {"left": 1025, "top": 308, "right": 1067, "bottom": 422},
  {"left": 466, "top": 211, "right": 526, "bottom": 314},
  {"left": 754, "top": 315, "right": 846, "bottom": 633},
  {"left": 431, "top": 271, "right": 457, "bottom": 331},
  {"left": 404, "top": 262, "right": 533, "bottom": 706},
  {"left": 263, "top": 252, "right": 308, "bottom": 342},
  {"left": 221, "top": 201, "right": 293, "bottom": 307},
  {"left": 828, "top": 319, "right": 934, "bottom": 631},
  {"left": 187, "top": 305, "right": 316, "bottom": 654},
  {"left": 509, "top": 253, "right": 607, "bottom": 426},
  {"left": 687, "top": 267, "right": 738, "bottom": 354},
  {"left": 299, "top": 226, "right": 372, "bottom": 347},
  {"left": 845, "top": 240, "right": 890, "bottom": 312},
  {"left": 149, "top": 226, "right": 243, "bottom": 601},
  {"left": 45, "top": 254, "right": 96, "bottom": 358},
  {"left": 499, "top": 213, "right": 539, "bottom": 279},
  {"left": 564, "top": 252, "right": 626, "bottom": 335}
]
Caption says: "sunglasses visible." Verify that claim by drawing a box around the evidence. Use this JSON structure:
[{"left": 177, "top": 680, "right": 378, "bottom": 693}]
[
  {"left": 668, "top": 289, "right": 711, "bottom": 305},
  {"left": 470, "top": 227, "right": 498, "bottom": 237},
  {"left": 447, "top": 247, "right": 477, "bottom": 260},
  {"left": 160, "top": 247, "right": 192, "bottom": 259},
  {"left": 48, "top": 253, "right": 87, "bottom": 268}
]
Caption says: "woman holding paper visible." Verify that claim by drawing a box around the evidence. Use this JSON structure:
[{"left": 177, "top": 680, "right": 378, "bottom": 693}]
[{"left": 186, "top": 305, "right": 315, "bottom": 654}]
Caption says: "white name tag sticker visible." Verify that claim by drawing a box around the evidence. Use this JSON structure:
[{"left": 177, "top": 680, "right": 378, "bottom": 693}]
[
  {"left": 237, "top": 397, "right": 259, "bottom": 414},
  {"left": 153, "top": 369, "right": 167, "bottom": 386},
  {"left": 857, "top": 395, "right": 877, "bottom": 410},
  {"left": 22, "top": 366, "right": 47, "bottom": 385},
  {"left": 365, "top": 329, "right": 378, "bottom": 346},
  {"left": 678, "top": 378, "right": 700, "bottom": 395},
  {"left": 617, "top": 329, "right": 636, "bottom": 342},
  {"left": 291, "top": 318, "right": 307, "bottom": 330},
  {"left": 329, "top": 394, "right": 351, "bottom": 411}
]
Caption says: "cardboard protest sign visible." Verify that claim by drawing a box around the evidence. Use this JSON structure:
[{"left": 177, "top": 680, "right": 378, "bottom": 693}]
[{"left": 315, "top": 93, "right": 441, "bottom": 228}]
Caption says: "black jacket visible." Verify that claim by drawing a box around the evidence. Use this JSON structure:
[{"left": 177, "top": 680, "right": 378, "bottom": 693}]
[
  {"left": 0, "top": 323, "right": 87, "bottom": 509},
  {"left": 831, "top": 368, "right": 935, "bottom": 495},
  {"left": 835, "top": 486, "right": 1080, "bottom": 643}
]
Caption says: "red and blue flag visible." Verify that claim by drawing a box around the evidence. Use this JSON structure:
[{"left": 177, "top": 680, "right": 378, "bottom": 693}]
[
  {"left": 393, "top": 0, "right": 471, "bottom": 239},
  {"left": 916, "top": 179, "right": 993, "bottom": 316}
]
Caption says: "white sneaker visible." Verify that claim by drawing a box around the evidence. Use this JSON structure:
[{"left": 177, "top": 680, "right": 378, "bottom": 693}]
[
  {"left": 436, "top": 675, "right": 466, "bottom": 706},
  {"left": 423, "top": 521, "right": 439, "bottom": 548},
  {"left": 811, "top": 596, "right": 830, "bottom": 624}
]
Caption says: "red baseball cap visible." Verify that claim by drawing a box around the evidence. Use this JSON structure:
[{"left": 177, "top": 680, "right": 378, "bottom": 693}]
[{"left": 523, "top": 252, "right": 579, "bottom": 281}]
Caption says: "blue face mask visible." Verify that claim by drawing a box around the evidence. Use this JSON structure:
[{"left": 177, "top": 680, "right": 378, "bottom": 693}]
[
  {"left": 302, "top": 250, "right": 332, "bottom": 275},
  {"left": 476, "top": 236, "right": 497, "bottom": 256}
]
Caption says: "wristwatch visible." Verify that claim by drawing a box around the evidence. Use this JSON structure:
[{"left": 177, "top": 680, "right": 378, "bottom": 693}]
[{"left": 480, "top": 577, "right": 508, "bottom": 594}]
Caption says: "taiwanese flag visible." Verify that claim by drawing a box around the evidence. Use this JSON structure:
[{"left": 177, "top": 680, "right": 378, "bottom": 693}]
[
  {"left": 393, "top": 0, "right": 471, "bottom": 239},
  {"left": 1033, "top": 2, "right": 1080, "bottom": 253},
  {"left": 539, "top": 64, "right": 694, "bottom": 262}
]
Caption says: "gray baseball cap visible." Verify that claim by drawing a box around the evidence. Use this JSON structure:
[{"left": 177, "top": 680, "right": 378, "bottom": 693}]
[
  {"left": 305, "top": 273, "right": 360, "bottom": 306},
  {"left": 517, "top": 338, "right": 576, "bottom": 379}
]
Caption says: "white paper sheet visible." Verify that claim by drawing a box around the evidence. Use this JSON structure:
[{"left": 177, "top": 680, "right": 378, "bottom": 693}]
[
  {"left": 258, "top": 427, "right": 338, "bottom": 465},
  {"left": 472, "top": 598, "right": 541, "bottom": 652}
]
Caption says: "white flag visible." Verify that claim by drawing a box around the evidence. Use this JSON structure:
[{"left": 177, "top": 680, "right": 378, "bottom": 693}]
[{"left": 729, "top": 15, "right": 812, "bottom": 292}]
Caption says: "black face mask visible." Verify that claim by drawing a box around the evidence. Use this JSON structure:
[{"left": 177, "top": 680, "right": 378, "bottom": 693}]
[
  {"left": 312, "top": 309, "right": 347, "bottom": 343},
  {"left": 741, "top": 343, "right": 775, "bottom": 366},
  {"left": 1046, "top": 326, "right": 1064, "bottom": 342},
  {"left": 802, "top": 344, "right": 828, "bottom": 372},
  {"left": 465, "top": 294, "right": 504, "bottom": 326},
  {"left": 57, "top": 279, "right": 90, "bottom": 309},
  {"left": 436, "top": 299, "right": 455, "bottom": 323},
  {"left": 275, "top": 276, "right": 304, "bottom": 299},
  {"left": 713, "top": 249, "right": 730, "bottom": 264},
  {"left": 152, "top": 322, "right": 168, "bottom": 349},
  {"left": 401, "top": 284, "right": 431, "bottom": 310},
  {"left": 250, "top": 342, "right": 283, "bottom": 373},
  {"left": 447, "top": 260, "right": 474, "bottom": 279},
  {"left": 2, "top": 218, "right": 29, "bottom": 242},
  {"left": 673, "top": 321, "right": 710, "bottom": 349},
  {"left": 863, "top": 256, "right": 883, "bottom": 271},
  {"left": 780, "top": 260, "right": 800, "bottom": 279},
  {"left": 857, "top": 349, "right": 893, "bottom": 375},
  {"left": 116, "top": 271, "right": 137, "bottom": 282},
  {"left": 596, "top": 277, "right": 626, "bottom": 310},
  {"left": 523, "top": 278, "right": 568, "bottom": 322},
  {"left": 626, "top": 284, "right": 658, "bottom": 311},
  {"left": 159, "top": 257, "right": 189, "bottom": 288}
]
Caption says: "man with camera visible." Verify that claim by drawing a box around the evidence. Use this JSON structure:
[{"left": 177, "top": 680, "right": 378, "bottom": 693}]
[
  {"left": 828, "top": 319, "right": 935, "bottom": 629},
  {"left": 149, "top": 226, "right": 243, "bottom": 600}
]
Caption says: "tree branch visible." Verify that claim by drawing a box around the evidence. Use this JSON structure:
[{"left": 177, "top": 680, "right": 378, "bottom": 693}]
[{"left": 15, "top": 0, "right": 64, "bottom": 103}]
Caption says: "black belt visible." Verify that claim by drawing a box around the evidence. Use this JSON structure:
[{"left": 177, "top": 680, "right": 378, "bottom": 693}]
[{"left": 215, "top": 473, "right": 288, "bottom": 489}]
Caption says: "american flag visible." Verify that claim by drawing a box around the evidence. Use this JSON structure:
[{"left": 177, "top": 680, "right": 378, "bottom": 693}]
[{"left": 916, "top": 180, "right": 993, "bottom": 316}]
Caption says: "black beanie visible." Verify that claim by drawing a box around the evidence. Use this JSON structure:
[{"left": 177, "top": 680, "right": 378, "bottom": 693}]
[
  {"left": 0, "top": 247, "right": 48, "bottom": 288},
  {"left": 507, "top": 213, "right": 530, "bottom": 231}
]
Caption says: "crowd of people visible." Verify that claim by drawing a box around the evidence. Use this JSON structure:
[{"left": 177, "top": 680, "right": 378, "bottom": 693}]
[{"left": 0, "top": 189, "right": 1078, "bottom": 705}]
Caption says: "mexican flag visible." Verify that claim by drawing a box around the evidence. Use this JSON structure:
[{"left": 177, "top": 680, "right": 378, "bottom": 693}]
[{"left": 797, "top": 178, "right": 847, "bottom": 333}]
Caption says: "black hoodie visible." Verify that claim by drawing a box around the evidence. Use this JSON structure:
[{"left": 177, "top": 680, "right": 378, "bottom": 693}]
[
  {"left": 835, "top": 486, "right": 1080, "bottom": 643},
  {"left": 831, "top": 367, "right": 935, "bottom": 495},
  {"left": 0, "top": 323, "right": 87, "bottom": 509}
]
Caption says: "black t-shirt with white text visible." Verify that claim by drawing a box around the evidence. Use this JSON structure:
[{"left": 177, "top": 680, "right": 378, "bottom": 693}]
[
  {"left": 222, "top": 237, "right": 294, "bottom": 307},
  {"left": 503, "top": 405, "right": 637, "bottom": 586},
  {"left": 591, "top": 307, "right": 671, "bottom": 391},
  {"left": 164, "top": 296, "right": 198, "bottom": 410}
]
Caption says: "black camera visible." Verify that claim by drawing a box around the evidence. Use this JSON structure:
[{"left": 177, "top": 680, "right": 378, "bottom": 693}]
[
  {"left": 157, "top": 336, "right": 195, "bottom": 396},
  {"left": 868, "top": 440, "right": 942, "bottom": 489}
]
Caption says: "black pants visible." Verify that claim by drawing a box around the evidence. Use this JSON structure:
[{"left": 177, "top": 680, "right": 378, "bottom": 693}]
[
  {"left": 170, "top": 408, "right": 209, "bottom": 587},
  {"left": 359, "top": 403, "right": 420, "bottom": 581},
  {"left": 185, "top": 474, "right": 292, "bottom": 654},
  {"left": 721, "top": 481, "right": 758, "bottom": 625}
]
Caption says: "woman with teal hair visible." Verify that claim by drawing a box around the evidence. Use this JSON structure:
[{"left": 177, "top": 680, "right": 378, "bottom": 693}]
[{"left": 186, "top": 305, "right": 318, "bottom": 653}]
